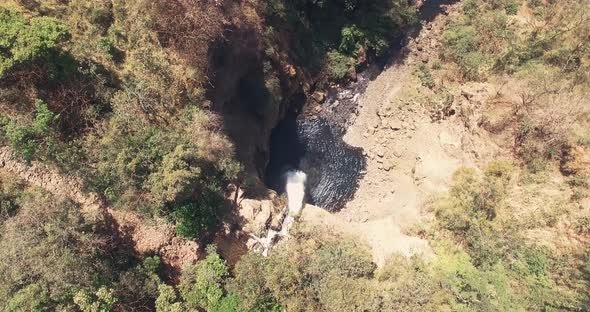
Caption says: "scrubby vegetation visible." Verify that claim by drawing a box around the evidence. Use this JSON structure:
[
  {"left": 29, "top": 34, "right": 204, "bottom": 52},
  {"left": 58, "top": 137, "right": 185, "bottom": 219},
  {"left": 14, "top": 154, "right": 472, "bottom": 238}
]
[
  {"left": 0, "top": 0, "right": 420, "bottom": 310},
  {"left": 427, "top": 0, "right": 590, "bottom": 176},
  {"left": 0, "top": 0, "right": 417, "bottom": 238},
  {"left": 1, "top": 0, "right": 589, "bottom": 311},
  {"left": 198, "top": 161, "right": 588, "bottom": 311},
  {"left": 0, "top": 2, "right": 240, "bottom": 239},
  {"left": 261, "top": 0, "right": 417, "bottom": 80},
  {"left": 0, "top": 173, "right": 160, "bottom": 310}
]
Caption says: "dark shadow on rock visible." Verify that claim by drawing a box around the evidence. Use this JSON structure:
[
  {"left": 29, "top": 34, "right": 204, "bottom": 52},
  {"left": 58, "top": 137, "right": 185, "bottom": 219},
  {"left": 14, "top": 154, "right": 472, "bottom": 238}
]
[{"left": 99, "top": 211, "right": 139, "bottom": 271}]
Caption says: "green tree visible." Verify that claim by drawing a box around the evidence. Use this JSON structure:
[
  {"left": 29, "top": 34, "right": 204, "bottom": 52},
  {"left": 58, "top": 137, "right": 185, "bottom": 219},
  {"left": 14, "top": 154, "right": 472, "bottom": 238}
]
[
  {"left": 179, "top": 247, "right": 230, "bottom": 310},
  {"left": 74, "top": 287, "right": 118, "bottom": 312},
  {"left": 114, "top": 256, "right": 162, "bottom": 310},
  {"left": 5, "top": 283, "right": 50, "bottom": 312},
  {"left": 156, "top": 284, "right": 186, "bottom": 312},
  {"left": 3, "top": 100, "right": 56, "bottom": 161},
  {"left": 0, "top": 8, "right": 69, "bottom": 76}
]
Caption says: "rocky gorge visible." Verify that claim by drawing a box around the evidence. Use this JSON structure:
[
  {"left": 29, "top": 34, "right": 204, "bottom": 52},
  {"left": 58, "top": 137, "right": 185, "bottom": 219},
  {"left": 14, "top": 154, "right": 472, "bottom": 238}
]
[{"left": 226, "top": 0, "right": 465, "bottom": 260}]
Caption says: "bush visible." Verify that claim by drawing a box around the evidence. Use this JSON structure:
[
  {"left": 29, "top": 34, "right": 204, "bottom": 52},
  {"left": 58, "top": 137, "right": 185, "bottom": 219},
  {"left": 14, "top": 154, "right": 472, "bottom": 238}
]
[
  {"left": 230, "top": 230, "right": 377, "bottom": 311},
  {"left": 156, "top": 247, "right": 240, "bottom": 311},
  {"left": 179, "top": 247, "right": 229, "bottom": 310},
  {"left": 0, "top": 190, "right": 109, "bottom": 309},
  {"left": 308, "top": 239, "right": 376, "bottom": 279},
  {"left": 441, "top": 20, "right": 488, "bottom": 80},
  {"left": 171, "top": 189, "right": 223, "bottom": 239},
  {"left": 114, "top": 257, "right": 162, "bottom": 310},
  {"left": 74, "top": 287, "right": 118, "bottom": 312},
  {"left": 417, "top": 64, "right": 435, "bottom": 89},
  {"left": 3, "top": 100, "right": 56, "bottom": 161},
  {"left": 339, "top": 25, "right": 365, "bottom": 56},
  {"left": 327, "top": 50, "right": 353, "bottom": 80},
  {"left": 504, "top": 0, "right": 520, "bottom": 15},
  {"left": 463, "top": 0, "right": 480, "bottom": 17},
  {"left": 380, "top": 255, "right": 442, "bottom": 311},
  {"left": 433, "top": 247, "right": 521, "bottom": 311},
  {"left": 441, "top": 3, "right": 520, "bottom": 80},
  {"left": 0, "top": 173, "right": 25, "bottom": 224},
  {"left": 156, "top": 284, "right": 184, "bottom": 312},
  {"left": 5, "top": 283, "right": 50, "bottom": 312},
  {"left": 442, "top": 22, "right": 480, "bottom": 58},
  {"left": 0, "top": 8, "right": 69, "bottom": 76},
  {"left": 315, "top": 274, "right": 381, "bottom": 312},
  {"left": 96, "top": 36, "right": 115, "bottom": 57},
  {"left": 435, "top": 162, "right": 513, "bottom": 266},
  {"left": 86, "top": 105, "right": 240, "bottom": 223},
  {"left": 228, "top": 253, "right": 278, "bottom": 311}
]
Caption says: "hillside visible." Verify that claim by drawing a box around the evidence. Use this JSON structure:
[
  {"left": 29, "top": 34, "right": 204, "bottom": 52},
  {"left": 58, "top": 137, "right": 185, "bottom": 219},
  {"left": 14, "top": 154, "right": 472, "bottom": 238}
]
[{"left": 1, "top": 0, "right": 589, "bottom": 311}]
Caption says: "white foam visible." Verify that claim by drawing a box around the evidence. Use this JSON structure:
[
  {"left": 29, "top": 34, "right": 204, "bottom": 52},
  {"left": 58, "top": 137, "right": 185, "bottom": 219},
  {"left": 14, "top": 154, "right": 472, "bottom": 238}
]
[
  {"left": 260, "top": 170, "right": 307, "bottom": 256},
  {"left": 285, "top": 170, "right": 307, "bottom": 216}
]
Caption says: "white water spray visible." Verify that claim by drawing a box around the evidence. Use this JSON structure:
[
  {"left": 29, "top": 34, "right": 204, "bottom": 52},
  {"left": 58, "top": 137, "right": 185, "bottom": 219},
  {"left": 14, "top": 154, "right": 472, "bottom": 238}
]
[
  {"left": 261, "top": 170, "right": 307, "bottom": 256},
  {"left": 285, "top": 170, "right": 307, "bottom": 216}
]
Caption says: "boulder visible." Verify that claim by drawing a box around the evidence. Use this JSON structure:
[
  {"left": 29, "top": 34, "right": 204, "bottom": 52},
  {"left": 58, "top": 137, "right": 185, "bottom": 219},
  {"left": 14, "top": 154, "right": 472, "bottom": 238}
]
[
  {"left": 312, "top": 91, "right": 326, "bottom": 104},
  {"left": 284, "top": 64, "right": 297, "bottom": 78},
  {"left": 382, "top": 159, "right": 396, "bottom": 171},
  {"left": 389, "top": 118, "right": 403, "bottom": 130},
  {"left": 237, "top": 198, "right": 273, "bottom": 237}
]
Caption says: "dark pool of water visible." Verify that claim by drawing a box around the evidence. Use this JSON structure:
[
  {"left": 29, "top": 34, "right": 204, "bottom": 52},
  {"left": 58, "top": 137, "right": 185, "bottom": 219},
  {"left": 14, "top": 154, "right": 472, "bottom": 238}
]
[{"left": 265, "top": 115, "right": 366, "bottom": 211}]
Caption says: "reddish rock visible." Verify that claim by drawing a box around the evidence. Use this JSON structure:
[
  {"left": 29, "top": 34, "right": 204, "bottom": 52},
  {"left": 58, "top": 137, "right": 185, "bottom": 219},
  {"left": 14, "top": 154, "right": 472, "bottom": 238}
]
[{"left": 311, "top": 91, "right": 326, "bottom": 104}]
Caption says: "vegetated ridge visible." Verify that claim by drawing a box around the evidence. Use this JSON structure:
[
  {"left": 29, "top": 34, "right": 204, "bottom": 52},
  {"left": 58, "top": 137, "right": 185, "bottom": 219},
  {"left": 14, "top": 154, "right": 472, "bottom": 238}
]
[{"left": 0, "top": 0, "right": 589, "bottom": 311}]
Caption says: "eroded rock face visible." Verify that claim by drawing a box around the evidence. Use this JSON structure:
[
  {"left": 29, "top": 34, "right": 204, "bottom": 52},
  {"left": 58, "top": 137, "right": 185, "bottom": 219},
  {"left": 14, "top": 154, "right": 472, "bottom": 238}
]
[
  {"left": 233, "top": 189, "right": 286, "bottom": 238},
  {"left": 458, "top": 84, "right": 489, "bottom": 131},
  {"left": 208, "top": 22, "right": 308, "bottom": 178},
  {"left": 160, "top": 237, "right": 200, "bottom": 280},
  {"left": 237, "top": 198, "right": 273, "bottom": 237}
]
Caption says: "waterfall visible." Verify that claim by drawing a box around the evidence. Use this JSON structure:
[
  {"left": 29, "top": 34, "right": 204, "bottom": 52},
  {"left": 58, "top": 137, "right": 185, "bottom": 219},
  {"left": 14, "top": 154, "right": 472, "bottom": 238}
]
[
  {"left": 260, "top": 170, "right": 306, "bottom": 256},
  {"left": 285, "top": 170, "right": 307, "bottom": 216}
]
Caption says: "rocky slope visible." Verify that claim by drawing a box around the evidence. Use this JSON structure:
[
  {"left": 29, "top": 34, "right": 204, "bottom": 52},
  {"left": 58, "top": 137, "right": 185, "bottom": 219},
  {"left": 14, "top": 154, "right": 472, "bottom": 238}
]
[{"left": 299, "top": 2, "right": 502, "bottom": 265}]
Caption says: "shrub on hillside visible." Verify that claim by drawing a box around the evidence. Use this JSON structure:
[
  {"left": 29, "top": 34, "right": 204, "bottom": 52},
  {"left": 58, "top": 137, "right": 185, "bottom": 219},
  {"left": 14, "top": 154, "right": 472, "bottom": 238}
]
[
  {"left": 155, "top": 247, "right": 241, "bottom": 311},
  {"left": 86, "top": 105, "right": 239, "bottom": 226},
  {"left": 435, "top": 162, "right": 513, "bottom": 266},
  {"left": 441, "top": 20, "right": 486, "bottom": 80},
  {"left": 2, "top": 100, "right": 56, "bottom": 161},
  {"left": 327, "top": 50, "right": 354, "bottom": 80},
  {"left": 0, "top": 191, "right": 106, "bottom": 309},
  {"left": 0, "top": 173, "right": 25, "bottom": 224},
  {"left": 171, "top": 190, "right": 223, "bottom": 240},
  {"left": 0, "top": 8, "right": 69, "bottom": 76},
  {"left": 418, "top": 64, "right": 435, "bottom": 89},
  {"left": 229, "top": 230, "right": 377, "bottom": 311}
]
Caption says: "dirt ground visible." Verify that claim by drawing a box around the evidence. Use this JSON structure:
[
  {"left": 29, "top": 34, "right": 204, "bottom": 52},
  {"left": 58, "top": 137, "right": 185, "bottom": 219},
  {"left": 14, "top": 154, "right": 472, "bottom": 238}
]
[{"left": 300, "top": 3, "right": 502, "bottom": 266}]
